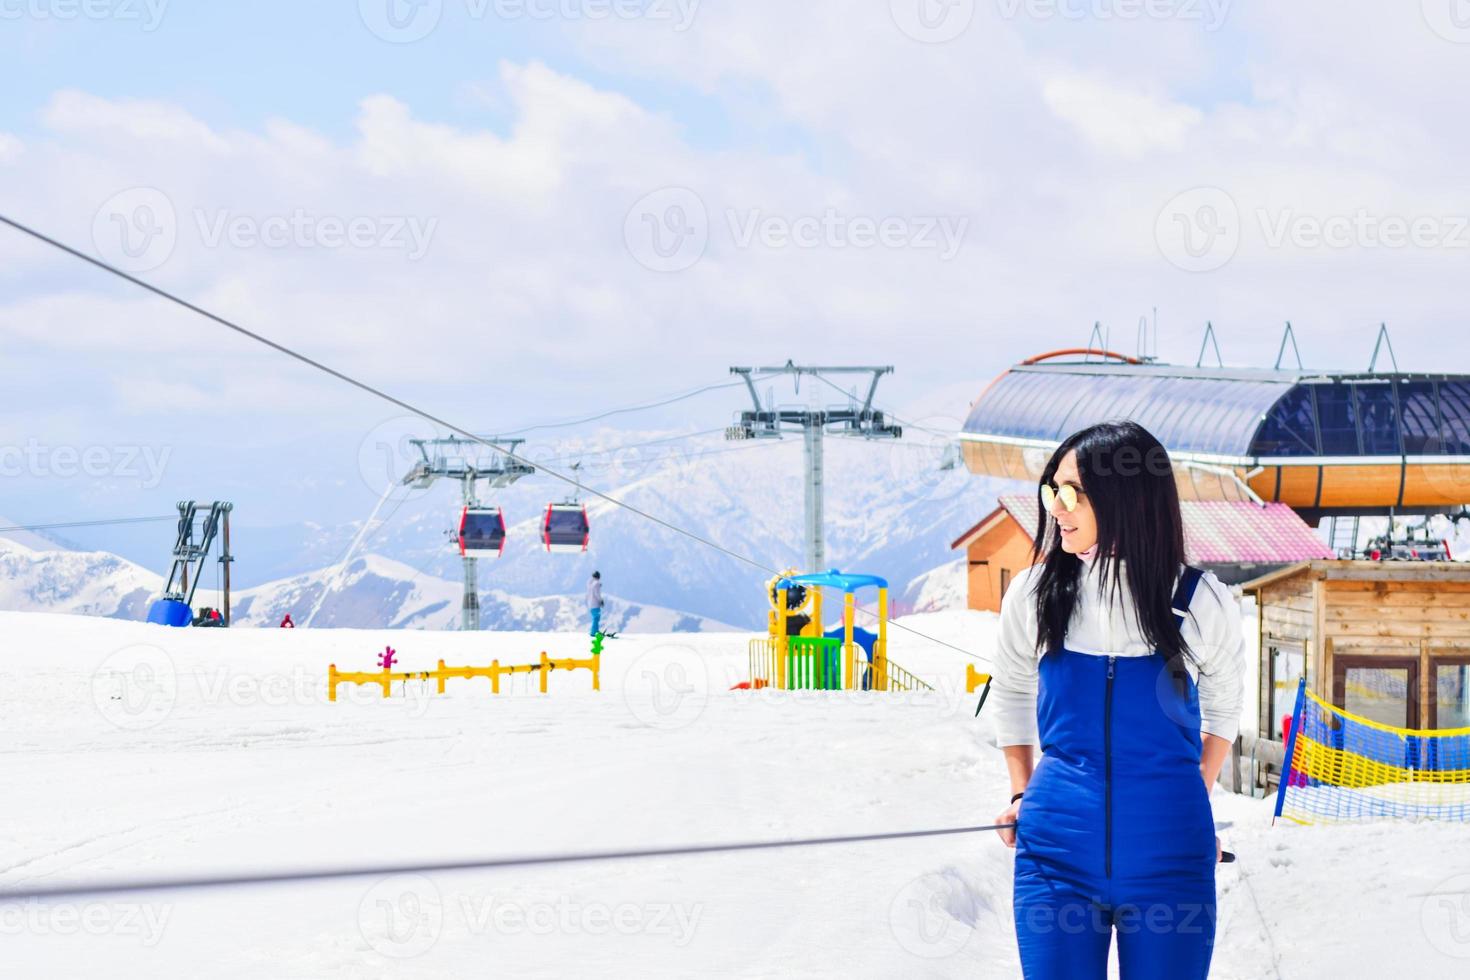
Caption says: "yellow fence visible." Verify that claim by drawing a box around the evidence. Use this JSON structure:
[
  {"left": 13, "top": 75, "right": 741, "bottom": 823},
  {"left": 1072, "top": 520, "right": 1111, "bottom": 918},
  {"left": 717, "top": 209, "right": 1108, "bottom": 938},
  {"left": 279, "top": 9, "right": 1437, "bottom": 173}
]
[
  {"left": 328, "top": 652, "right": 600, "bottom": 701},
  {"left": 748, "top": 637, "right": 779, "bottom": 687},
  {"left": 870, "top": 648, "right": 933, "bottom": 693}
]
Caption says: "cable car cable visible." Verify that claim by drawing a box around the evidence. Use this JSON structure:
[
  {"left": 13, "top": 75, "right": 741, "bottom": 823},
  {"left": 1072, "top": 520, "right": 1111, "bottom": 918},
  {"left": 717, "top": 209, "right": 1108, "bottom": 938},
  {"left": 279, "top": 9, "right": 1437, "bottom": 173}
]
[
  {"left": 0, "top": 821, "right": 1019, "bottom": 901},
  {"left": 0, "top": 214, "right": 989, "bottom": 663},
  {"left": 498, "top": 377, "right": 780, "bottom": 437},
  {"left": 0, "top": 213, "right": 772, "bottom": 575},
  {"left": 0, "top": 515, "right": 176, "bottom": 533}
]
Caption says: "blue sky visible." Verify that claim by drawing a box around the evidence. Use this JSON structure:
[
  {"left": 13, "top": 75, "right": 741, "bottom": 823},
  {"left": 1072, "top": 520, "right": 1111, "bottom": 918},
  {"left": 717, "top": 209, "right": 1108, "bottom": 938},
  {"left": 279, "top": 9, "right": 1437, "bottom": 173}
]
[
  {"left": 0, "top": 3, "right": 788, "bottom": 150},
  {"left": 4, "top": 2, "right": 1469, "bottom": 574}
]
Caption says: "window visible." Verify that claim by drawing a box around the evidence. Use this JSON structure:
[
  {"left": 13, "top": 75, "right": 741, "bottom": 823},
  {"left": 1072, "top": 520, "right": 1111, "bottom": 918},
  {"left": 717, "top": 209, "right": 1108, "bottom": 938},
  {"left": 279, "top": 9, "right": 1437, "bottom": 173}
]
[
  {"left": 1269, "top": 642, "right": 1306, "bottom": 738},
  {"left": 1432, "top": 659, "right": 1470, "bottom": 729},
  {"left": 1437, "top": 381, "right": 1470, "bottom": 454},
  {"left": 1354, "top": 382, "right": 1401, "bottom": 455},
  {"left": 1252, "top": 386, "right": 1319, "bottom": 457},
  {"left": 1398, "top": 380, "right": 1444, "bottom": 455},
  {"left": 1333, "top": 656, "right": 1419, "bottom": 729},
  {"left": 1315, "top": 384, "right": 1360, "bottom": 455},
  {"left": 1000, "top": 567, "right": 1012, "bottom": 600}
]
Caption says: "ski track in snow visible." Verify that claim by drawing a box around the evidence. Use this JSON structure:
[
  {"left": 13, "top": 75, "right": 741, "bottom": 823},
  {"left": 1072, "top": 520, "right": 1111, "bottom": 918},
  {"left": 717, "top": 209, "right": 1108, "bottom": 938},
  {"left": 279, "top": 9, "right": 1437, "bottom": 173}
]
[{"left": 3, "top": 609, "right": 1467, "bottom": 978}]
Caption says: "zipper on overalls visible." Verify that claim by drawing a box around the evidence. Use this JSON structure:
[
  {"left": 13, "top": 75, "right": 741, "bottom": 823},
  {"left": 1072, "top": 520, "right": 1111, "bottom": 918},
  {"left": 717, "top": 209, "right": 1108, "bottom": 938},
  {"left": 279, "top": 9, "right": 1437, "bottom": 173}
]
[{"left": 1104, "top": 654, "right": 1116, "bottom": 878}]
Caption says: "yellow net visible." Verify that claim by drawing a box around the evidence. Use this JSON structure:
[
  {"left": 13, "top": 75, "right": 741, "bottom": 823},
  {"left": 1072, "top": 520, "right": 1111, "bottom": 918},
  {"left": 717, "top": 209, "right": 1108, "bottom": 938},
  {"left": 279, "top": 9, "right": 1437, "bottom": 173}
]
[{"left": 1275, "top": 679, "right": 1470, "bottom": 824}]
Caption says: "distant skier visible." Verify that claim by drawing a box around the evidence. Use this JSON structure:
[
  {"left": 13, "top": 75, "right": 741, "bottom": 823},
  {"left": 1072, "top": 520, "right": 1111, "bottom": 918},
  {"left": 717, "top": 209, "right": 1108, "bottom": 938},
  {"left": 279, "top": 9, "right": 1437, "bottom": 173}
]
[
  {"left": 280, "top": 613, "right": 295, "bottom": 628},
  {"left": 587, "top": 571, "right": 605, "bottom": 636}
]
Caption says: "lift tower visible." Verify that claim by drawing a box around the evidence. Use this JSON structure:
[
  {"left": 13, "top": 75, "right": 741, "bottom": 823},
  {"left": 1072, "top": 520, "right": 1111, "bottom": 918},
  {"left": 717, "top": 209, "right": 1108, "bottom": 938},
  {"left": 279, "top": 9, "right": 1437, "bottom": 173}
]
[
  {"left": 401, "top": 436, "right": 533, "bottom": 631},
  {"left": 726, "top": 363, "right": 901, "bottom": 574},
  {"left": 156, "top": 500, "right": 234, "bottom": 625}
]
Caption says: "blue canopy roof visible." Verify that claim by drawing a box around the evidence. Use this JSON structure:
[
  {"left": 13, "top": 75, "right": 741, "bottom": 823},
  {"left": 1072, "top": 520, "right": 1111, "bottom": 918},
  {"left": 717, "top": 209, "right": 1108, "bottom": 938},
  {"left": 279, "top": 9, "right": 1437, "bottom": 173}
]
[{"left": 778, "top": 570, "right": 889, "bottom": 593}]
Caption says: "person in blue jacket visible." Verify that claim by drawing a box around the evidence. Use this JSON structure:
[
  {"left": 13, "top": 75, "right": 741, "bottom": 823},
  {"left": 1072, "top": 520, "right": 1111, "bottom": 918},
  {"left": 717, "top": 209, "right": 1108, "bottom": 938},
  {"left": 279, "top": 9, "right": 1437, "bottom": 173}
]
[{"left": 991, "top": 420, "right": 1247, "bottom": 980}]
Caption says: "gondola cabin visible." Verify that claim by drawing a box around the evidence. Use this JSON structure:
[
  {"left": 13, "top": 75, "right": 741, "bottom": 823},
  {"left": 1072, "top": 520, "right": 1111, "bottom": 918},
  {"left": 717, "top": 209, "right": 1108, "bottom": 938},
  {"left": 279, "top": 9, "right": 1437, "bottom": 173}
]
[
  {"left": 543, "top": 503, "right": 590, "bottom": 554},
  {"left": 458, "top": 506, "right": 507, "bottom": 558}
]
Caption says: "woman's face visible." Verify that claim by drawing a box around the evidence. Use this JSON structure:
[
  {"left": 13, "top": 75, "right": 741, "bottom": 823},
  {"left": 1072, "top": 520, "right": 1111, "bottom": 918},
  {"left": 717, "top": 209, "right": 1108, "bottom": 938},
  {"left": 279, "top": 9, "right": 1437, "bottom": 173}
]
[{"left": 1046, "top": 450, "right": 1098, "bottom": 554}]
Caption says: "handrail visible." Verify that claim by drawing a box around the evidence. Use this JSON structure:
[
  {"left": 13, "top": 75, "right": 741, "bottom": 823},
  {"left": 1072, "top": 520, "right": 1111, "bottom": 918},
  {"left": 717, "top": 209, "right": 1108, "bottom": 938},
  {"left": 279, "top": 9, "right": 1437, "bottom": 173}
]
[{"left": 1020, "top": 347, "right": 1142, "bottom": 366}]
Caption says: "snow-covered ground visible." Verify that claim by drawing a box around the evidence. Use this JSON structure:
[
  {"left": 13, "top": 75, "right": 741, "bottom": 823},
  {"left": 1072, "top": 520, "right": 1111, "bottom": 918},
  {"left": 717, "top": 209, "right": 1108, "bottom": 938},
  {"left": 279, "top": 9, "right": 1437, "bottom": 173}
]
[{"left": 4, "top": 609, "right": 1467, "bottom": 978}]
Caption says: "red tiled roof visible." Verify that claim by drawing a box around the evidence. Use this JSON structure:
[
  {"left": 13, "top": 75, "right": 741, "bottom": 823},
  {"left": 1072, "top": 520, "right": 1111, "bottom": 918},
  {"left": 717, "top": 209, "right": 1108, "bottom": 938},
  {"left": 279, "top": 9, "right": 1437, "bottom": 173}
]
[
  {"left": 995, "top": 494, "right": 1334, "bottom": 564},
  {"left": 949, "top": 504, "right": 1007, "bottom": 550}
]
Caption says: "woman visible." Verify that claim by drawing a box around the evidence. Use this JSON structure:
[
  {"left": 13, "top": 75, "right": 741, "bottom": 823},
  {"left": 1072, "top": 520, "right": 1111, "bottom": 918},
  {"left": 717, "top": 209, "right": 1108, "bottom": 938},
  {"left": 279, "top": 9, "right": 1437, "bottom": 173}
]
[{"left": 990, "top": 421, "right": 1247, "bottom": 980}]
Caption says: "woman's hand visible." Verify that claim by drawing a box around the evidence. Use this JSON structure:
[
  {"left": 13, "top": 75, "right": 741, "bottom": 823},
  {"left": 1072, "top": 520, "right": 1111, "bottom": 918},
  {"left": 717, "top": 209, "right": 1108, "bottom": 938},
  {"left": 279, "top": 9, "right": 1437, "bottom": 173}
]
[
  {"left": 1215, "top": 836, "right": 1222, "bottom": 863},
  {"left": 995, "top": 798, "right": 1022, "bottom": 848}
]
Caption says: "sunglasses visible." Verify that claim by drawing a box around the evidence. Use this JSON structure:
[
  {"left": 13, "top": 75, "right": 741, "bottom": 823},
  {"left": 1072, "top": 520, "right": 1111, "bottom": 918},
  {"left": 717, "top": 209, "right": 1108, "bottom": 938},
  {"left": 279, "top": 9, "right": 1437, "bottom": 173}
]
[{"left": 1040, "top": 482, "right": 1085, "bottom": 513}]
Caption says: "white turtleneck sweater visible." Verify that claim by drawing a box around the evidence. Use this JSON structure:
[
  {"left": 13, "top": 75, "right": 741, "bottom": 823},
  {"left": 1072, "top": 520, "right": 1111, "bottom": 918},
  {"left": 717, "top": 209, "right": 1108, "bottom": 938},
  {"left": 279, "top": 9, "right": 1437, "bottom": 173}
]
[{"left": 990, "top": 554, "right": 1248, "bottom": 748}]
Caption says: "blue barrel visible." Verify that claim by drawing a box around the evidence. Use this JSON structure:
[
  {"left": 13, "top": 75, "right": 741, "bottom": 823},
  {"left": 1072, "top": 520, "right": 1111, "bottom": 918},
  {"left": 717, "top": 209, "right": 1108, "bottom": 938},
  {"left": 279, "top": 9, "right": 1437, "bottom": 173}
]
[{"left": 146, "top": 598, "right": 193, "bottom": 627}]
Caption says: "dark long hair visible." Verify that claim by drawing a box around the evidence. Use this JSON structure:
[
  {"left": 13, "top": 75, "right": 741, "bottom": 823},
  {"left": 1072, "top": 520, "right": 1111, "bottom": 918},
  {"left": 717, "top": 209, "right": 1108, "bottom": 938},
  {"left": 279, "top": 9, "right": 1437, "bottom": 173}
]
[{"left": 1028, "top": 420, "right": 1194, "bottom": 664}]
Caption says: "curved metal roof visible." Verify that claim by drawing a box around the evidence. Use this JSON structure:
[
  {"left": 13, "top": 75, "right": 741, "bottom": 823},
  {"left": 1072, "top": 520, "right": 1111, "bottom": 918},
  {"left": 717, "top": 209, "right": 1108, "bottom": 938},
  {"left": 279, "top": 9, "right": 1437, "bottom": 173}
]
[
  {"left": 962, "top": 361, "right": 1470, "bottom": 460},
  {"left": 965, "top": 366, "right": 1292, "bottom": 457}
]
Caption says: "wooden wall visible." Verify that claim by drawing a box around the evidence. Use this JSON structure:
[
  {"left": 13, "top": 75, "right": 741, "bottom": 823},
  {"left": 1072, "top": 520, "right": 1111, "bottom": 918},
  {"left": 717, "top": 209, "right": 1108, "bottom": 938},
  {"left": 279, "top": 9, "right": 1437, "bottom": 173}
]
[
  {"left": 1256, "top": 572, "right": 1318, "bottom": 738},
  {"left": 1322, "top": 577, "right": 1470, "bottom": 729},
  {"left": 1255, "top": 563, "right": 1470, "bottom": 735},
  {"left": 964, "top": 519, "right": 1036, "bottom": 613}
]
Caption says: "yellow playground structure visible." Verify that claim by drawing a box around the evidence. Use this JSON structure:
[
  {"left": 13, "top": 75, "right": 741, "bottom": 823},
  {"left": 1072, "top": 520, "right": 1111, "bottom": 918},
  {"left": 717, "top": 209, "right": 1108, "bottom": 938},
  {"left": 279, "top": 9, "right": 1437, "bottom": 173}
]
[{"left": 746, "top": 569, "right": 932, "bottom": 693}]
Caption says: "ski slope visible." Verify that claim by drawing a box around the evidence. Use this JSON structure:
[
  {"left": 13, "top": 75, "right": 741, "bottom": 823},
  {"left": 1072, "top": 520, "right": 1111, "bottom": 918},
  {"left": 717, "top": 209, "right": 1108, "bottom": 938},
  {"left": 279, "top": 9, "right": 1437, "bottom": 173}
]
[{"left": 3, "top": 609, "right": 1466, "bottom": 979}]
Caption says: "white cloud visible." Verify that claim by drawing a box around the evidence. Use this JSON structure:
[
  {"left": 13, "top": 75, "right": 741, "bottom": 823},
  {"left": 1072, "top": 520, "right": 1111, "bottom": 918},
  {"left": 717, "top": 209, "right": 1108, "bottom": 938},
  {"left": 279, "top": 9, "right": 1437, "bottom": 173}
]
[
  {"left": 6, "top": 2, "right": 1470, "bottom": 463},
  {"left": 40, "top": 90, "right": 231, "bottom": 152},
  {"left": 1041, "top": 73, "right": 1201, "bottom": 157}
]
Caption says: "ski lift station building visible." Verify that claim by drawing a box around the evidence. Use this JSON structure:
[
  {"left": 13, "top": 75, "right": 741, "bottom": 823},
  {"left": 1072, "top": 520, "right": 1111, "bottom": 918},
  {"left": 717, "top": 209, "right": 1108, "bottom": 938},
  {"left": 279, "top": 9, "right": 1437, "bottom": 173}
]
[
  {"left": 957, "top": 348, "right": 1470, "bottom": 524},
  {"left": 953, "top": 346, "right": 1470, "bottom": 765}
]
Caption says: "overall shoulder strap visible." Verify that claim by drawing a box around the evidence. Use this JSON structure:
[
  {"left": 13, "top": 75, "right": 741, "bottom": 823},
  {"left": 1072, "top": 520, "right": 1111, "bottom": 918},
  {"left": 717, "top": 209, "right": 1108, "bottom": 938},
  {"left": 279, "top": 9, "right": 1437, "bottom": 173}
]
[{"left": 1170, "top": 565, "right": 1205, "bottom": 631}]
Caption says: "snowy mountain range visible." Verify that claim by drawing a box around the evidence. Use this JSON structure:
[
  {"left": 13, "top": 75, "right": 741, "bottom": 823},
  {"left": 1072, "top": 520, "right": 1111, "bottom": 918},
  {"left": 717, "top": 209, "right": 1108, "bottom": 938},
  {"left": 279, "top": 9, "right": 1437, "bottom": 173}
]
[
  {"left": 253, "top": 409, "right": 1005, "bottom": 628},
  {"left": 0, "top": 381, "right": 1009, "bottom": 629},
  {"left": 0, "top": 534, "right": 736, "bottom": 631}
]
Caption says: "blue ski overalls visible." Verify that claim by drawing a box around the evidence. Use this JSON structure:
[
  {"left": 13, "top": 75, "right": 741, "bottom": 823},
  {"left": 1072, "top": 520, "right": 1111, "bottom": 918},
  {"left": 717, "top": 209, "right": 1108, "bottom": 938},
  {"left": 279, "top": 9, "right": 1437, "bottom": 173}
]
[{"left": 1013, "top": 566, "right": 1217, "bottom": 979}]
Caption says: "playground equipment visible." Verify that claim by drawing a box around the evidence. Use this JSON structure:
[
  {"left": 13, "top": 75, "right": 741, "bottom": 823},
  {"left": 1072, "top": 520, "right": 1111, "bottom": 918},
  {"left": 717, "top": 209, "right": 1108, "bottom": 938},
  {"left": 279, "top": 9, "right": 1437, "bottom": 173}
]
[
  {"left": 747, "top": 569, "right": 932, "bottom": 693},
  {"left": 329, "top": 650, "right": 600, "bottom": 701},
  {"left": 146, "top": 501, "right": 234, "bottom": 628}
]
